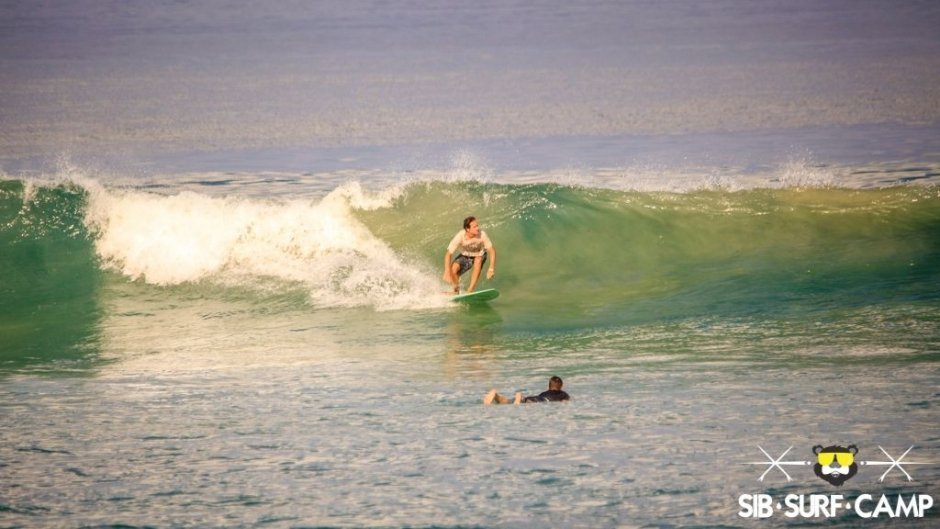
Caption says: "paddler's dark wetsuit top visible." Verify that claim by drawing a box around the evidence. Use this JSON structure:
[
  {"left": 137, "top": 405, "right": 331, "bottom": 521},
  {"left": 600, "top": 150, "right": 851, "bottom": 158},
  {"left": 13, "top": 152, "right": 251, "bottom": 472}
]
[{"left": 522, "top": 389, "right": 570, "bottom": 403}]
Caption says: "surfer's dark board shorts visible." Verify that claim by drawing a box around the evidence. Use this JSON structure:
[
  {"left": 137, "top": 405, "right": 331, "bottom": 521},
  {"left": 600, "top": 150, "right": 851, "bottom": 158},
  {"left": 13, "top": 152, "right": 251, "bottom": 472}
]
[{"left": 454, "top": 252, "right": 487, "bottom": 276}]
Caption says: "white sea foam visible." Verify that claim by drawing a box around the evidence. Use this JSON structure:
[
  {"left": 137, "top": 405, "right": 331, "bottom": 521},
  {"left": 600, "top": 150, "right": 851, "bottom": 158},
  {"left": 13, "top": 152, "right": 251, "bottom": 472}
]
[{"left": 82, "top": 181, "right": 449, "bottom": 311}]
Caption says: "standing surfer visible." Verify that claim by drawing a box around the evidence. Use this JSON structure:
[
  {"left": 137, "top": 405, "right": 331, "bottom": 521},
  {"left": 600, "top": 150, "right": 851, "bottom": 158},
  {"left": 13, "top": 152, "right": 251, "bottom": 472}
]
[{"left": 443, "top": 216, "right": 496, "bottom": 294}]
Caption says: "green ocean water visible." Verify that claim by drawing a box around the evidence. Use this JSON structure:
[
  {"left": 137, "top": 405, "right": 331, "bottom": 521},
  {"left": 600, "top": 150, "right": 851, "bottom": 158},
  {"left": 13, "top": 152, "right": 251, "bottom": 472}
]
[
  {"left": 361, "top": 182, "right": 940, "bottom": 325},
  {"left": 3, "top": 177, "right": 939, "bottom": 370},
  {"left": 1, "top": 175, "right": 939, "bottom": 528}
]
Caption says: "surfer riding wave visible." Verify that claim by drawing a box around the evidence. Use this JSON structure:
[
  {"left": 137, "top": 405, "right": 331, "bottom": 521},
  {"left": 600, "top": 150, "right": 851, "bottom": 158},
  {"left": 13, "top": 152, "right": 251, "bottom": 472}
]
[{"left": 443, "top": 216, "right": 496, "bottom": 294}]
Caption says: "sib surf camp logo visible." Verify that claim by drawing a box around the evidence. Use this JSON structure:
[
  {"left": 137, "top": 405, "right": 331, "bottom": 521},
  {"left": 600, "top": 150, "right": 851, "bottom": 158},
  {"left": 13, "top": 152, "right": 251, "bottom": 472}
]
[{"left": 738, "top": 444, "right": 936, "bottom": 520}]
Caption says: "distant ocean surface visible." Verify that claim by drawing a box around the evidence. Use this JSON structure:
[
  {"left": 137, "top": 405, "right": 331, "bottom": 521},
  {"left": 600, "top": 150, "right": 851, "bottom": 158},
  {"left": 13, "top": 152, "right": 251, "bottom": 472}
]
[{"left": 2, "top": 1, "right": 939, "bottom": 528}]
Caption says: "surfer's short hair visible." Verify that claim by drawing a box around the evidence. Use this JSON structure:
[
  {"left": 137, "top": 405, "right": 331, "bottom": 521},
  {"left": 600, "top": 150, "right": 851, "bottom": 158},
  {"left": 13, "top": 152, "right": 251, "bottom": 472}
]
[
  {"left": 549, "top": 376, "right": 563, "bottom": 390},
  {"left": 463, "top": 216, "right": 477, "bottom": 230}
]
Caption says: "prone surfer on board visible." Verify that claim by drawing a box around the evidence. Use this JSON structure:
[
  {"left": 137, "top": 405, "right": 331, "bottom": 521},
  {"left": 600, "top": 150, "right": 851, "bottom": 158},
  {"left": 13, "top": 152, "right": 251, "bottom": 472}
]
[
  {"left": 443, "top": 216, "right": 496, "bottom": 294},
  {"left": 484, "top": 376, "right": 570, "bottom": 405}
]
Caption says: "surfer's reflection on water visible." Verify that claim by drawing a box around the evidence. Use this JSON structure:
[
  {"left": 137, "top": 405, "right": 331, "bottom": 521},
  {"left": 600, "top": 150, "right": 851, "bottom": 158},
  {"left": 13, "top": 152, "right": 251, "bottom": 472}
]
[{"left": 442, "top": 304, "right": 503, "bottom": 379}]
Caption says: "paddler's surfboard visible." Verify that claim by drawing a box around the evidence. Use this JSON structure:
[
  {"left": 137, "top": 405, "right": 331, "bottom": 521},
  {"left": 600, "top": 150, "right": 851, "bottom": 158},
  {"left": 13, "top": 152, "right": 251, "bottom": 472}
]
[{"left": 452, "top": 288, "right": 499, "bottom": 303}]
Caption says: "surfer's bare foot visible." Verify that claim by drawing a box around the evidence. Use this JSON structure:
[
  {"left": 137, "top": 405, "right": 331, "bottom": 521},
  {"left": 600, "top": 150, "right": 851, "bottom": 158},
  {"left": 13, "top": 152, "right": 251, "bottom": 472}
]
[
  {"left": 514, "top": 392, "right": 523, "bottom": 405},
  {"left": 453, "top": 286, "right": 460, "bottom": 294},
  {"left": 483, "top": 389, "right": 497, "bottom": 405},
  {"left": 484, "top": 390, "right": 517, "bottom": 404}
]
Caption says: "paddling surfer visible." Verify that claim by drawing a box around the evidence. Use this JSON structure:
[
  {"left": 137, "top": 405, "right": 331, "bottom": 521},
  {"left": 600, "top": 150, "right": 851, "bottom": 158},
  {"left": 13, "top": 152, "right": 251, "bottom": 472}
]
[
  {"left": 484, "top": 376, "right": 570, "bottom": 405},
  {"left": 443, "top": 216, "right": 496, "bottom": 294}
]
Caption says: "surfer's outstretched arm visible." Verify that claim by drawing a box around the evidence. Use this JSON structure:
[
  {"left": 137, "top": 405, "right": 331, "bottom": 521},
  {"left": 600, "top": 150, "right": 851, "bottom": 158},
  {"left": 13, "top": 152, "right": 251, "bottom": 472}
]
[{"left": 486, "top": 245, "right": 496, "bottom": 280}]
